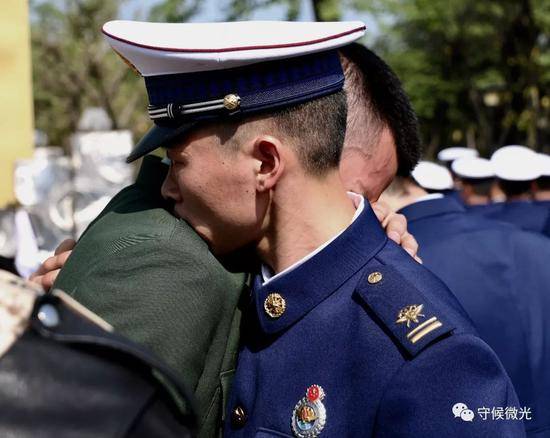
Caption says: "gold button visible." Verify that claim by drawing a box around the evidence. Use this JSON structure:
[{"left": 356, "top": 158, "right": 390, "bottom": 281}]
[
  {"left": 231, "top": 405, "right": 247, "bottom": 428},
  {"left": 223, "top": 93, "right": 241, "bottom": 110},
  {"left": 367, "top": 271, "right": 383, "bottom": 284},
  {"left": 264, "top": 293, "right": 286, "bottom": 318}
]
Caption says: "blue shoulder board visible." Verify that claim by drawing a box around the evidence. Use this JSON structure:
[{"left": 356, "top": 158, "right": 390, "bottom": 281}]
[{"left": 355, "top": 265, "right": 455, "bottom": 357}]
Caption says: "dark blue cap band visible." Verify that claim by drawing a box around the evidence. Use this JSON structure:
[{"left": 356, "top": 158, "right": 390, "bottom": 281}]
[{"left": 144, "top": 49, "right": 343, "bottom": 122}]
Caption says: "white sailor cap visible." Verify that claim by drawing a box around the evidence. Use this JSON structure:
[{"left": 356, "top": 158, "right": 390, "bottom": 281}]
[
  {"left": 537, "top": 153, "right": 550, "bottom": 178},
  {"left": 451, "top": 157, "right": 494, "bottom": 180},
  {"left": 411, "top": 161, "right": 454, "bottom": 191},
  {"left": 102, "top": 20, "right": 366, "bottom": 162},
  {"left": 437, "top": 147, "right": 478, "bottom": 163},
  {"left": 491, "top": 145, "right": 542, "bottom": 181}
]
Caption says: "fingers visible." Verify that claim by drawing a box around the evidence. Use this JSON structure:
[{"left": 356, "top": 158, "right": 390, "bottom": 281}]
[
  {"left": 28, "top": 242, "right": 74, "bottom": 292},
  {"left": 383, "top": 213, "right": 408, "bottom": 245},
  {"left": 371, "top": 201, "right": 421, "bottom": 263},
  {"left": 400, "top": 231, "right": 419, "bottom": 259},
  {"left": 371, "top": 201, "right": 390, "bottom": 224},
  {"left": 29, "top": 269, "right": 61, "bottom": 291},
  {"left": 55, "top": 238, "right": 76, "bottom": 255}
]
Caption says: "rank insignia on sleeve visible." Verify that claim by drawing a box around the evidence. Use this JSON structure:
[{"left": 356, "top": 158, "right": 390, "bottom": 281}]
[{"left": 291, "top": 385, "right": 326, "bottom": 437}]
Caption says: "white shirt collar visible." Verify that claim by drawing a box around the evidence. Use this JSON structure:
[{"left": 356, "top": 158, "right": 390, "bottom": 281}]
[
  {"left": 261, "top": 192, "right": 365, "bottom": 285},
  {"left": 414, "top": 193, "right": 444, "bottom": 203}
]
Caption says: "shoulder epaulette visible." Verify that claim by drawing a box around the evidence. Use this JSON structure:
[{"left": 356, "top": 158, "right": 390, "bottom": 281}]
[{"left": 354, "top": 264, "right": 455, "bottom": 357}]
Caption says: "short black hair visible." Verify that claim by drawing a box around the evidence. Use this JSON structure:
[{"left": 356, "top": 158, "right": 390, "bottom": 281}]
[
  {"left": 537, "top": 176, "right": 550, "bottom": 191},
  {"left": 498, "top": 179, "right": 532, "bottom": 197},
  {"left": 339, "top": 43, "right": 421, "bottom": 176},
  {"left": 216, "top": 90, "right": 348, "bottom": 176},
  {"left": 270, "top": 90, "right": 347, "bottom": 175},
  {"left": 463, "top": 177, "right": 495, "bottom": 197}
]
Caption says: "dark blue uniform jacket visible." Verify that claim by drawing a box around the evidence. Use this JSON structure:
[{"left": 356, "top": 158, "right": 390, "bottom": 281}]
[
  {"left": 468, "top": 200, "right": 550, "bottom": 237},
  {"left": 401, "top": 196, "right": 550, "bottom": 437},
  {"left": 225, "top": 202, "right": 524, "bottom": 437}
]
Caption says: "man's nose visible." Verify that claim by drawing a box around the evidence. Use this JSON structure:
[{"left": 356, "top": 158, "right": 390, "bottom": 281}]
[{"left": 161, "top": 168, "right": 180, "bottom": 202}]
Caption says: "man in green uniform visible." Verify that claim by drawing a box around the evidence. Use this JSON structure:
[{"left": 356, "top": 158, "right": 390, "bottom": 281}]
[{"left": 44, "top": 155, "right": 244, "bottom": 437}]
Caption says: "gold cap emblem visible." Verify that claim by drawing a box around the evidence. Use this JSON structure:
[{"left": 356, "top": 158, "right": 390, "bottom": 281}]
[
  {"left": 367, "top": 271, "right": 383, "bottom": 284},
  {"left": 264, "top": 293, "right": 286, "bottom": 318},
  {"left": 223, "top": 93, "right": 241, "bottom": 110},
  {"left": 396, "top": 304, "right": 425, "bottom": 327}
]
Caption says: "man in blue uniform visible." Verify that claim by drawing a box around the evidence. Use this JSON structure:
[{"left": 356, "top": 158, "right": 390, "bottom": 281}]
[
  {"left": 534, "top": 153, "right": 550, "bottom": 213},
  {"left": 103, "top": 20, "right": 523, "bottom": 436},
  {"left": 380, "top": 174, "right": 550, "bottom": 437},
  {"left": 436, "top": 146, "right": 479, "bottom": 204},
  {"left": 451, "top": 157, "right": 495, "bottom": 206},
  {"left": 471, "top": 146, "right": 550, "bottom": 237}
]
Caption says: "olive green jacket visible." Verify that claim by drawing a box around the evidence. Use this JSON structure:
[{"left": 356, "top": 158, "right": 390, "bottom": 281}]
[{"left": 53, "top": 156, "right": 245, "bottom": 437}]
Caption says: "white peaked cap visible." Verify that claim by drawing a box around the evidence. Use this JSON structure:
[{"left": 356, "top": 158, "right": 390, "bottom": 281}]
[
  {"left": 102, "top": 20, "right": 366, "bottom": 76},
  {"left": 491, "top": 145, "right": 542, "bottom": 181},
  {"left": 411, "top": 161, "right": 454, "bottom": 191},
  {"left": 451, "top": 157, "right": 494, "bottom": 179},
  {"left": 537, "top": 153, "right": 550, "bottom": 177},
  {"left": 437, "top": 147, "right": 479, "bottom": 163}
]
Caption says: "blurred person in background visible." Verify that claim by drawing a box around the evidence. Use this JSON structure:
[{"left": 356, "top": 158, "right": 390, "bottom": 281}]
[
  {"left": 451, "top": 157, "right": 495, "bottom": 207},
  {"left": 533, "top": 153, "right": 550, "bottom": 204},
  {"left": 436, "top": 146, "right": 479, "bottom": 204},
  {"left": 469, "top": 146, "right": 550, "bottom": 237},
  {"left": 380, "top": 171, "right": 550, "bottom": 437}
]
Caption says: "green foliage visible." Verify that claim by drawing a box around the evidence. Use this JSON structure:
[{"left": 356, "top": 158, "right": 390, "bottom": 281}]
[
  {"left": 30, "top": 0, "right": 204, "bottom": 150},
  {"left": 226, "top": 0, "right": 302, "bottom": 21},
  {"left": 31, "top": 0, "right": 149, "bottom": 149},
  {"left": 149, "top": 0, "right": 201, "bottom": 22},
  {"left": 357, "top": 0, "right": 550, "bottom": 155},
  {"left": 30, "top": 0, "right": 549, "bottom": 155}
]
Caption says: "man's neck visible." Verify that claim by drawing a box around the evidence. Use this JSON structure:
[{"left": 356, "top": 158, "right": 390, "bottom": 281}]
[
  {"left": 257, "top": 171, "right": 356, "bottom": 274},
  {"left": 534, "top": 191, "right": 550, "bottom": 201},
  {"left": 464, "top": 194, "right": 490, "bottom": 206}
]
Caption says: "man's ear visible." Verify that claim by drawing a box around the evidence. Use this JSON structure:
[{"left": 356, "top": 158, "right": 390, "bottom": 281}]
[{"left": 252, "top": 135, "right": 285, "bottom": 192}]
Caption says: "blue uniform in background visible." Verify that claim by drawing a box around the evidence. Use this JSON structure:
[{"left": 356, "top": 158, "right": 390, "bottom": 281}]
[
  {"left": 468, "top": 200, "right": 550, "bottom": 237},
  {"left": 400, "top": 196, "right": 550, "bottom": 437},
  {"left": 225, "top": 201, "right": 524, "bottom": 437}
]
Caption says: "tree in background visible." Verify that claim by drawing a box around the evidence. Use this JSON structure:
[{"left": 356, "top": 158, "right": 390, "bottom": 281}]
[
  {"left": 227, "top": 0, "right": 549, "bottom": 156},
  {"left": 30, "top": 0, "right": 200, "bottom": 150},
  {"left": 355, "top": 0, "right": 550, "bottom": 156},
  {"left": 31, "top": 0, "right": 549, "bottom": 157},
  {"left": 31, "top": 0, "right": 146, "bottom": 149}
]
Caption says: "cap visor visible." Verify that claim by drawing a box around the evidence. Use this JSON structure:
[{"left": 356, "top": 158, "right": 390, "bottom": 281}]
[{"left": 126, "top": 121, "right": 197, "bottom": 163}]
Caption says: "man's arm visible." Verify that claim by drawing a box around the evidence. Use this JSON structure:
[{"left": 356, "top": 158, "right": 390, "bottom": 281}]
[{"left": 30, "top": 203, "right": 419, "bottom": 290}]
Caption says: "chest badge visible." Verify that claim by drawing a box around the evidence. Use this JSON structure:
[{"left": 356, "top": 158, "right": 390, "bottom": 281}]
[{"left": 291, "top": 385, "right": 326, "bottom": 437}]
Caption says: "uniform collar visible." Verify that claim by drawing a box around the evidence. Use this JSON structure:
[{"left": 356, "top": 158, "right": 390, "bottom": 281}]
[
  {"left": 398, "top": 196, "right": 465, "bottom": 223},
  {"left": 414, "top": 193, "right": 444, "bottom": 203},
  {"left": 261, "top": 192, "right": 365, "bottom": 284},
  {"left": 251, "top": 201, "right": 387, "bottom": 335}
]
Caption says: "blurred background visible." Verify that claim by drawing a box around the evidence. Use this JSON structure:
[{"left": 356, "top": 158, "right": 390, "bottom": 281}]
[{"left": 1, "top": 0, "right": 549, "bottom": 275}]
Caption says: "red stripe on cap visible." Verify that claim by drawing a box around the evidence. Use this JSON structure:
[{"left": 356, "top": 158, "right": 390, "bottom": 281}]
[{"left": 102, "top": 25, "right": 366, "bottom": 53}]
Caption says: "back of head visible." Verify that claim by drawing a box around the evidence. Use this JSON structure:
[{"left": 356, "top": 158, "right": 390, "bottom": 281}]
[{"left": 339, "top": 43, "right": 421, "bottom": 176}]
